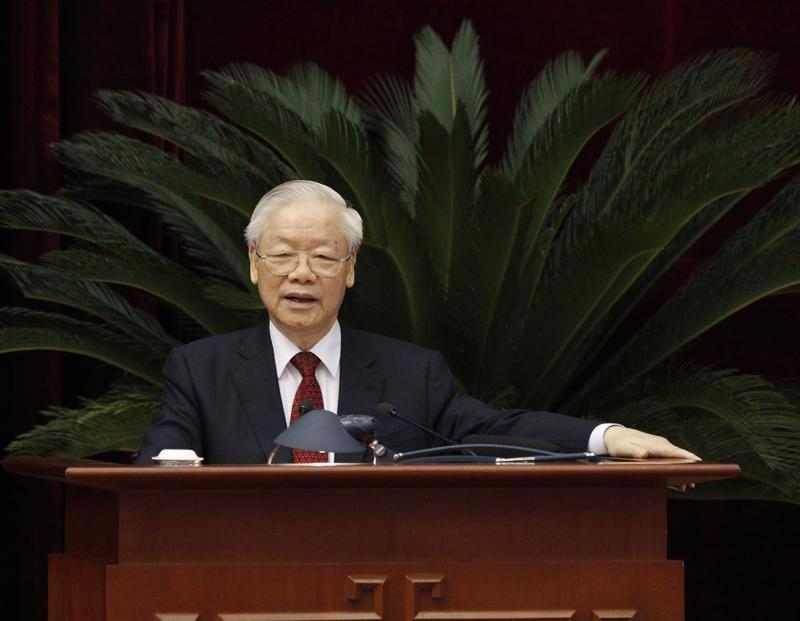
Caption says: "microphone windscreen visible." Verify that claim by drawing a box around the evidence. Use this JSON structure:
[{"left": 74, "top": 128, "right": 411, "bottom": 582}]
[
  {"left": 339, "top": 415, "right": 378, "bottom": 442},
  {"left": 462, "top": 434, "right": 560, "bottom": 455},
  {"left": 375, "top": 402, "right": 395, "bottom": 418},
  {"left": 299, "top": 399, "right": 315, "bottom": 415}
]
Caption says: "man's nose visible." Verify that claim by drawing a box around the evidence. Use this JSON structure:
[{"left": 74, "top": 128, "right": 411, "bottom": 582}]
[{"left": 287, "top": 254, "right": 317, "bottom": 282}]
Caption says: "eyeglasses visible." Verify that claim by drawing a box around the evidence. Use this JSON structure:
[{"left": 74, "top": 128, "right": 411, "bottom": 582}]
[{"left": 253, "top": 248, "right": 352, "bottom": 277}]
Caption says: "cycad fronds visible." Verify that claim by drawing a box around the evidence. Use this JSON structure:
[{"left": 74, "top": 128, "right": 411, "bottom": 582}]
[
  {"left": 6, "top": 380, "right": 160, "bottom": 458},
  {"left": 414, "top": 21, "right": 489, "bottom": 167},
  {"left": 312, "top": 110, "right": 389, "bottom": 246},
  {"left": 212, "top": 62, "right": 364, "bottom": 130},
  {"left": 361, "top": 74, "right": 419, "bottom": 211},
  {"left": 0, "top": 190, "right": 139, "bottom": 244},
  {"left": 0, "top": 190, "right": 243, "bottom": 335},
  {"left": 95, "top": 89, "right": 293, "bottom": 184},
  {"left": 445, "top": 67, "right": 644, "bottom": 397},
  {"left": 517, "top": 62, "right": 800, "bottom": 408},
  {"left": 501, "top": 49, "right": 608, "bottom": 179},
  {"left": 577, "top": 176, "right": 800, "bottom": 407},
  {"left": 0, "top": 255, "right": 178, "bottom": 359},
  {"left": 203, "top": 74, "right": 320, "bottom": 178},
  {"left": 601, "top": 365, "right": 800, "bottom": 501},
  {"left": 2, "top": 20, "right": 799, "bottom": 501},
  {"left": 571, "top": 49, "right": 774, "bottom": 235},
  {"left": 0, "top": 308, "right": 163, "bottom": 385},
  {"left": 415, "top": 106, "right": 477, "bottom": 294},
  {"left": 41, "top": 245, "right": 241, "bottom": 335},
  {"left": 58, "top": 132, "right": 251, "bottom": 283}
]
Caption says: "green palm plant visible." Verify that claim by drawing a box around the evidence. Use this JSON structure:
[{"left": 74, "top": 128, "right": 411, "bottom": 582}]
[{"left": 2, "top": 21, "right": 799, "bottom": 501}]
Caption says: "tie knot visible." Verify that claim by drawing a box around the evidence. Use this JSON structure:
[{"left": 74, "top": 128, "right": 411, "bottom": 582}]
[{"left": 291, "top": 351, "right": 321, "bottom": 378}]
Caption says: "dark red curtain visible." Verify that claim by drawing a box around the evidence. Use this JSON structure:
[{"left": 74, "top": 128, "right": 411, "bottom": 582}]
[
  {"left": 1, "top": 2, "right": 185, "bottom": 618},
  {"left": 2, "top": 2, "right": 799, "bottom": 620}
]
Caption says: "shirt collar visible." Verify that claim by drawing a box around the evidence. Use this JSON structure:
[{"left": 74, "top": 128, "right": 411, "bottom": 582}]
[{"left": 269, "top": 320, "right": 341, "bottom": 379}]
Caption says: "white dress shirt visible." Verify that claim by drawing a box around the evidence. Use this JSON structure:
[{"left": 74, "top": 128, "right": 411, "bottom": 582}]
[
  {"left": 270, "top": 321, "right": 341, "bottom": 462},
  {"left": 269, "top": 320, "right": 615, "bottom": 456},
  {"left": 270, "top": 320, "right": 342, "bottom": 425}
]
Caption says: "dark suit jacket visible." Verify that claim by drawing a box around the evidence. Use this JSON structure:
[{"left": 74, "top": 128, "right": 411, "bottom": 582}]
[{"left": 134, "top": 323, "right": 598, "bottom": 464}]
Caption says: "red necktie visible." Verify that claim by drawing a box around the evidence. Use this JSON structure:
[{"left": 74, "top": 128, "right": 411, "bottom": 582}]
[{"left": 289, "top": 352, "right": 327, "bottom": 463}]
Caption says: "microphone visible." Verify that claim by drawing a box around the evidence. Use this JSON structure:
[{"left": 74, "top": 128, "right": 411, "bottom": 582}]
[
  {"left": 339, "top": 415, "right": 378, "bottom": 443},
  {"left": 375, "top": 402, "right": 459, "bottom": 446},
  {"left": 339, "top": 415, "right": 391, "bottom": 462},
  {"left": 299, "top": 399, "right": 315, "bottom": 416}
]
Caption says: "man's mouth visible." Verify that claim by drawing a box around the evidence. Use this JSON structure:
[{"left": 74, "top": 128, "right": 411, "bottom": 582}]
[{"left": 284, "top": 293, "right": 317, "bottom": 305}]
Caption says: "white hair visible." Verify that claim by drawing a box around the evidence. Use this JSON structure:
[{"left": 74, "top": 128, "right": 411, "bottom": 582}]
[{"left": 245, "top": 180, "right": 364, "bottom": 252}]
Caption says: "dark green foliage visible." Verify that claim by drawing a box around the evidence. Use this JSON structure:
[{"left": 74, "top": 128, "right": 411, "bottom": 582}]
[
  {"left": 6, "top": 380, "right": 161, "bottom": 458},
  {"left": 2, "top": 21, "right": 799, "bottom": 502}
]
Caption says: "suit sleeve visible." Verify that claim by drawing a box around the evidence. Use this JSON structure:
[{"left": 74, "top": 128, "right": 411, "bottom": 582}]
[
  {"left": 425, "top": 350, "right": 599, "bottom": 452},
  {"left": 134, "top": 347, "right": 205, "bottom": 464}
]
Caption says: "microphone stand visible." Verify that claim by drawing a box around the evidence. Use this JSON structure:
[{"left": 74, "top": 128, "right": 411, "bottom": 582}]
[{"left": 393, "top": 444, "right": 596, "bottom": 464}]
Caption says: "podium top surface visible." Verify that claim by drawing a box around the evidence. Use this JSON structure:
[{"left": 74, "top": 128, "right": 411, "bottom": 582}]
[{"left": 3, "top": 457, "right": 739, "bottom": 491}]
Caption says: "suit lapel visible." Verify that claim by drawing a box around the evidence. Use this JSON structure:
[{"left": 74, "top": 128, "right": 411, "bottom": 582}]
[
  {"left": 230, "top": 323, "right": 290, "bottom": 462},
  {"left": 338, "top": 325, "right": 384, "bottom": 415},
  {"left": 229, "top": 323, "right": 385, "bottom": 463},
  {"left": 337, "top": 326, "right": 385, "bottom": 462}
]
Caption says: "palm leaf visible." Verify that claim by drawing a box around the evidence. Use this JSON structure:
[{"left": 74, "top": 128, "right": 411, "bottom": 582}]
[
  {"left": 0, "top": 189, "right": 139, "bottom": 244},
  {"left": 610, "top": 366, "right": 800, "bottom": 471},
  {"left": 312, "top": 110, "right": 389, "bottom": 247},
  {"left": 0, "top": 190, "right": 242, "bottom": 335},
  {"left": 203, "top": 282, "right": 263, "bottom": 311},
  {"left": 444, "top": 69, "right": 643, "bottom": 396},
  {"left": 42, "top": 245, "right": 243, "bottom": 335},
  {"left": 600, "top": 365, "right": 800, "bottom": 501},
  {"left": 501, "top": 49, "right": 608, "bottom": 179},
  {"left": 444, "top": 172, "right": 527, "bottom": 389},
  {"left": 58, "top": 132, "right": 251, "bottom": 284},
  {"left": 415, "top": 106, "right": 476, "bottom": 295},
  {"left": 211, "top": 62, "right": 364, "bottom": 130},
  {"left": 413, "top": 20, "right": 489, "bottom": 168},
  {"left": 360, "top": 206, "right": 442, "bottom": 346},
  {"left": 513, "top": 72, "right": 646, "bottom": 297},
  {"left": 311, "top": 109, "right": 436, "bottom": 341},
  {"left": 579, "top": 51, "right": 773, "bottom": 229},
  {"left": 345, "top": 244, "right": 426, "bottom": 343},
  {"left": 203, "top": 73, "right": 319, "bottom": 179},
  {"left": 559, "top": 192, "right": 745, "bottom": 413},
  {"left": 0, "top": 308, "right": 163, "bottom": 385},
  {"left": 95, "top": 88, "right": 293, "bottom": 185},
  {"left": 0, "top": 254, "right": 178, "bottom": 359},
  {"left": 602, "top": 400, "right": 799, "bottom": 503},
  {"left": 561, "top": 97, "right": 800, "bottom": 411},
  {"left": 580, "top": 176, "right": 800, "bottom": 404},
  {"left": 520, "top": 95, "right": 800, "bottom": 407},
  {"left": 6, "top": 380, "right": 160, "bottom": 458},
  {"left": 361, "top": 74, "right": 419, "bottom": 212}
]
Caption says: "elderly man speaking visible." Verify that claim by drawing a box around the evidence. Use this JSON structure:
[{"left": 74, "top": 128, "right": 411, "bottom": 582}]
[{"left": 135, "top": 180, "right": 699, "bottom": 464}]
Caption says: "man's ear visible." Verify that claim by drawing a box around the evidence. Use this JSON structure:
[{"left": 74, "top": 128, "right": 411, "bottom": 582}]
[
  {"left": 346, "top": 251, "right": 356, "bottom": 288},
  {"left": 249, "top": 245, "right": 259, "bottom": 285}
]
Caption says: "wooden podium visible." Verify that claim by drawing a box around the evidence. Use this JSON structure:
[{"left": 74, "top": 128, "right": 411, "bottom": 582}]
[{"left": 4, "top": 459, "right": 739, "bottom": 621}]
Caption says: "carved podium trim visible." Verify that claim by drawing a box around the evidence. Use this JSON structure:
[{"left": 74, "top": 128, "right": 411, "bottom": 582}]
[
  {"left": 216, "top": 575, "right": 387, "bottom": 621},
  {"left": 592, "top": 611, "right": 637, "bottom": 620},
  {"left": 405, "top": 574, "right": 576, "bottom": 621}
]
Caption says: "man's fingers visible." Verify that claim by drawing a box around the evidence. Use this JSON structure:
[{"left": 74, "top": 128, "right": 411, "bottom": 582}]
[
  {"left": 603, "top": 426, "right": 702, "bottom": 460},
  {"left": 673, "top": 447, "right": 702, "bottom": 461}
]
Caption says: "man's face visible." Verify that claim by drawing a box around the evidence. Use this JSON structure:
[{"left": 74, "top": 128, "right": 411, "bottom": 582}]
[{"left": 249, "top": 200, "right": 355, "bottom": 348}]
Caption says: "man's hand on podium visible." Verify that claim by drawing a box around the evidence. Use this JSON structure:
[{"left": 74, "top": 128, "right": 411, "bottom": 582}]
[{"left": 603, "top": 426, "right": 701, "bottom": 461}]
